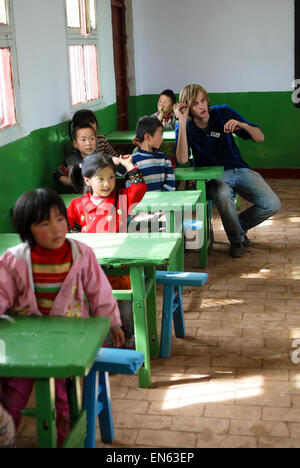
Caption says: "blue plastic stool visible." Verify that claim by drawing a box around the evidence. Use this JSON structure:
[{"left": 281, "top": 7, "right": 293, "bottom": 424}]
[
  {"left": 83, "top": 348, "right": 144, "bottom": 448},
  {"left": 155, "top": 271, "right": 208, "bottom": 358}
]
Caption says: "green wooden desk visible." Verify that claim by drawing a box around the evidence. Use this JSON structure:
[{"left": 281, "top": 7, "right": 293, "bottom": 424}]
[
  {"left": 131, "top": 190, "right": 203, "bottom": 272},
  {"left": 0, "top": 233, "right": 180, "bottom": 388},
  {"left": 175, "top": 166, "right": 224, "bottom": 268},
  {"left": 105, "top": 129, "right": 175, "bottom": 144},
  {"left": 66, "top": 232, "right": 181, "bottom": 388},
  {"left": 0, "top": 316, "right": 109, "bottom": 448},
  {"left": 61, "top": 190, "right": 199, "bottom": 270}
]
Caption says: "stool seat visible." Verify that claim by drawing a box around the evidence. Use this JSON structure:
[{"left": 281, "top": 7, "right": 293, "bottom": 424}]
[
  {"left": 83, "top": 348, "right": 144, "bottom": 448},
  {"left": 156, "top": 270, "right": 208, "bottom": 287},
  {"left": 93, "top": 348, "right": 144, "bottom": 374},
  {"left": 156, "top": 270, "right": 208, "bottom": 358}
]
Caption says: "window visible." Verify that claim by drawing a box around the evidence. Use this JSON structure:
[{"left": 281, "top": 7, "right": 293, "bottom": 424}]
[
  {"left": 0, "top": 0, "right": 21, "bottom": 145},
  {"left": 66, "top": 0, "right": 101, "bottom": 107},
  {"left": 0, "top": 0, "right": 8, "bottom": 24},
  {"left": 0, "top": 47, "right": 17, "bottom": 129}
]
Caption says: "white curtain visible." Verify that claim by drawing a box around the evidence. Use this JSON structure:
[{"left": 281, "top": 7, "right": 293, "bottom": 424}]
[{"left": 0, "top": 48, "right": 16, "bottom": 129}]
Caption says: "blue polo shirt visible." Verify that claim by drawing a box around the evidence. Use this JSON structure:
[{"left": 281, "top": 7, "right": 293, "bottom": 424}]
[{"left": 175, "top": 105, "right": 261, "bottom": 170}]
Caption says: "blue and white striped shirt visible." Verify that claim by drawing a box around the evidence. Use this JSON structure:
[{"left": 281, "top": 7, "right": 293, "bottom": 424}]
[{"left": 132, "top": 149, "right": 175, "bottom": 192}]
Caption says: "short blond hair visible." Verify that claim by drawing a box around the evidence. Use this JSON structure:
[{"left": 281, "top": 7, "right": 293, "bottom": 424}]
[{"left": 179, "top": 84, "right": 210, "bottom": 110}]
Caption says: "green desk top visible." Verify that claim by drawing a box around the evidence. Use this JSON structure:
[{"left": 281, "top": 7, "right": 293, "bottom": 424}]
[
  {"left": 105, "top": 130, "right": 175, "bottom": 143},
  {"left": 67, "top": 232, "right": 181, "bottom": 266},
  {"left": 132, "top": 190, "right": 202, "bottom": 213},
  {"left": 0, "top": 316, "right": 109, "bottom": 379},
  {"left": 0, "top": 233, "right": 181, "bottom": 267},
  {"left": 61, "top": 190, "right": 202, "bottom": 212},
  {"left": 175, "top": 166, "right": 224, "bottom": 180}
]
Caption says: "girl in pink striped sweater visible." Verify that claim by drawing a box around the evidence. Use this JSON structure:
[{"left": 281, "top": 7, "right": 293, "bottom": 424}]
[{"left": 0, "top": 188, "right": 124, "bottom": 447}]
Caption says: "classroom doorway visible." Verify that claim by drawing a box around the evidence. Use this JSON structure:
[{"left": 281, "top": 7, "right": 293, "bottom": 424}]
[{"left": 111, "top": 0, "right": 129, "bottom": 130}]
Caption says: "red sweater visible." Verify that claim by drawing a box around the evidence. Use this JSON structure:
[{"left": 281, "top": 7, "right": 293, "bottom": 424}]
[
  {"left": 67, "top": 168, "right": 146, "bottom": 233},
  {"left": 31, "top": 241, "right": 72, "bottom": 316}
]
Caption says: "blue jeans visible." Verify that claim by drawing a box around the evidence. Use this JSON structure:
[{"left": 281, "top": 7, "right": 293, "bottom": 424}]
[{"left": 206, "top": 168, "right": 281, "bottom": 244}]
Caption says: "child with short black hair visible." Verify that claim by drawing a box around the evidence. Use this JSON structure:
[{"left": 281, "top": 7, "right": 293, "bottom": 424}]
[
  {"left": 54, "top": 110, "right": 128, "bottom": 188},
  {"left": 152, "top": 89, "right": 177, "bottom": 130},
  {"left": 68, "top": 109, "right": 118, "bottom": 157},
  {"left": 53, "top": 123, "right": 97, "bottom": 188},
  {"left": 128, "top": 116, "right": 176, "bottom": 233},
  {"left": 133, "top": 116, "right": 175, "bottom": 192},
  {"left": 68, "top": 153, "right": 146, "bottom": 232},
  {"left": 0, "top": 188, "right": 124, "bottom": 447}
]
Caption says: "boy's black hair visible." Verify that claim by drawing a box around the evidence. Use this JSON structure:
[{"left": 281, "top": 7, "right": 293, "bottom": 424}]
[
  {"left": 160, "top": 89, "right": 176, "bottom": 105},
  {"left": 136, "top": 116, "right": 163, "bottom": 143},
  {"left": 72, "top": 122, "right": 97, "bottom": 141},
  {"left": 68, "top": 109, "right": 98, "bottom": 142},
  {"left": 13, "top": 188, "right": 68, "bottom": 246},
  {"left": 70, "top": 152, "right": 116, "bottom": 194}
]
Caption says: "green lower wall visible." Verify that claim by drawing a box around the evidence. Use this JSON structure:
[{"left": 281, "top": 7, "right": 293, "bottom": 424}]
[
  {"left": 128, "top": 91, "right": 300, "bottom": 169},
  {"left": 0, "top": 104, "right": 117, "bottom": 233}
]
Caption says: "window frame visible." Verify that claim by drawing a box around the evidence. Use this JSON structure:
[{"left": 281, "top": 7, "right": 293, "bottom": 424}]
[
  {"left": 0, "top": 0, "right": 22, "bottom": 147},
  {"left": 294, "top": 0, "right": 300, "bottom": 108},
  {"left": 65, "top": 0, "right": 103, "bottom": 111}
]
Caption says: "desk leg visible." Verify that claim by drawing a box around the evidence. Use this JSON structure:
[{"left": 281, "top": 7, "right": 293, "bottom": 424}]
[
  {"left": 67, "top": 376, "right": 82, "bottom": 425},
  {"left": 35, "top": 378, "right": 57, "bottom": 448},
  {"left": 197, "top": 181, "right": 208, "bottom": 268},
  {"left": 144, "top": 264, "right": 159, "bottom": 359},
  {"left": 130, "top": 265, "right": 152, "bottom": 388}
]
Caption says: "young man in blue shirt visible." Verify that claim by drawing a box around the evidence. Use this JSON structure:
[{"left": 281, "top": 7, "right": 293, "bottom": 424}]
[{"left": 175, "top": 84, "right": 281, "bottom": 258}]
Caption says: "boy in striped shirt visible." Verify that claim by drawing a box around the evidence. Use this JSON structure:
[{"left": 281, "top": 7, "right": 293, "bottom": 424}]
[
  {"left": 128, "top": 116, "right": 175, "bottom": 232},
  {"left": 132, "top": 116, "right": 175, "bottom": 192}
]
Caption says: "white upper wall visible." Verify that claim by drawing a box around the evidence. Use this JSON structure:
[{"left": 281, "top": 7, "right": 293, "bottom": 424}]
[
  {"left": 6, "top": 0, "right": 295, "bottom": 138},
  {"left": 130, "top": 0, "right": 294, "bottom": 95},
  {"left": 12, "top": 0, "right": 116, "bottom": 135}
]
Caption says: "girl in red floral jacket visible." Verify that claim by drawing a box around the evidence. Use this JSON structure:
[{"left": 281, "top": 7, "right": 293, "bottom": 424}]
[
  {"left": 68, "top": 152, "right": 146, "bottom": 235},
  {"left": 67, "top": 152, "right": 147, "bottom": 348}
]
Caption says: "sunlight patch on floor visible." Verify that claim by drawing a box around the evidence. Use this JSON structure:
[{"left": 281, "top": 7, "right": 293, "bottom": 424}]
[
  {"left": 162, "top": 376, "right": 264, "bottom": 409},
  {"left": 200, "top": 298, "right": 245, "bottom": 308},
  {"left": 240, "top": 268, "right": 271, "bottom": 279}
]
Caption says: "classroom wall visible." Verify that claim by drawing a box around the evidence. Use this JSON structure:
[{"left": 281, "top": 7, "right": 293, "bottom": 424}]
[
  {"left": 130, "top": 0, "right": 294, "bottom": 94},
  {"left": 127, "top": 0, "right": 299, "bottom": 169},
  {"left": 0, "top": 0, "right": 117, "bottom": 233}
]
